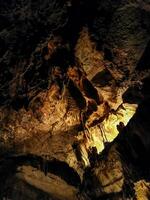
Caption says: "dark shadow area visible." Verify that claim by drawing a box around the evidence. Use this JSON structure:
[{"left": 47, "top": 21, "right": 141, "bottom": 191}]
[
  {"left": 82, "top": 78, "right": 100, "bottom": 104},
  {"left": 91, "top": 69, "right": 113, "bottom": 87},
  {"left": 104, "top": 47, "right": 114, "bottom": 61},
  {"left": 131, "top": 134, "right": 146, "bottom": 161},
  {"left": 47, "top": 159, "right": 81, "bottom": 187},
  {"left": 68, "top": 79, "right": 86, "bottom": 110},
  {"left": 122, "top": 85, "right": 143, "bottom": 104},
  {"left": 141, "top": 76, "right": 150, "bottom": 98},
  {"left": 11, "top": 97, "right": 29, "bottom": 111},
  {"left": 136, "top": 41, "right": 150, "bottom": 70},
  {"left": 49, "top": 47, "right": 74, "bottom": 71},
  {"left": 61, "top": 0, "right": 98, "bottom": 48}
]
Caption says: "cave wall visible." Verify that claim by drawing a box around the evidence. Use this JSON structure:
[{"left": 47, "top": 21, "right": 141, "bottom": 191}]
[{"left": 0, "top": 0, "right": 150, "bottom": 200}]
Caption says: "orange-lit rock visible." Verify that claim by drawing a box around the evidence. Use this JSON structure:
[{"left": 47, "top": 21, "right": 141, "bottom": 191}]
[{"left": 75, "top": 28, "right": 105, "bottom": 80}]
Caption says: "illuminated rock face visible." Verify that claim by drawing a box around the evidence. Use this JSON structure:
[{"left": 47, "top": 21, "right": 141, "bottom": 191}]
[
  {"left": 134, "top": 180, "right": 150, "bottom": 200},
  {"left": 0, "top": 50, "right": 139, "bottom": 198},
  {"left": 0, "top": 0, "right": 150, "bottom": 199}
]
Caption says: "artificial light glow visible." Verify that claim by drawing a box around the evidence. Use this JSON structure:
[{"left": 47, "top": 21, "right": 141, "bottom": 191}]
[
  {"left": 101, "top": 103, "right": 138, "bottom": 142},
  {"left": 80, "top": 103, "right": 138, "bottom": 166}
]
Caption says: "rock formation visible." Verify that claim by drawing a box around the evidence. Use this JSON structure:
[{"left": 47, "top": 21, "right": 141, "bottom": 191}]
[{"left": 0, "top": 0, "right": 150, "bottom": 199}]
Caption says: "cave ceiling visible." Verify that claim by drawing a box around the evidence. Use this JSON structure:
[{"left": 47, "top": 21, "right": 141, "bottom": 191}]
[{"left": 0, "top": 0, "right": 150, "bottom": 199}]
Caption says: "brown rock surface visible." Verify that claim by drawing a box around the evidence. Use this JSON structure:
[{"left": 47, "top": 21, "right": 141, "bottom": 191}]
[{"left": 0, "top": 0, "right": 150, "bottom": 199}]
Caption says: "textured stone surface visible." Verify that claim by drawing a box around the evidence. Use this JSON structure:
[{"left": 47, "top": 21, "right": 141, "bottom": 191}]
[
  {"left": 4, "top": 165, "right": 79, "bottom": 200},
  {"left": 92, "top": 146, "right": 124, "bottom": 195},
  {"left": 0, "top": 0, "right": 150, "bottom": 199},
  {"left": 134, "top": 180, "right": 150, "bottom": 200}
]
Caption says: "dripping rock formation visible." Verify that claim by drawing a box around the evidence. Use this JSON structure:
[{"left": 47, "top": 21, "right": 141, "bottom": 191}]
[{"left": 0, "top": 0, "right": 150, "bottom": 199}]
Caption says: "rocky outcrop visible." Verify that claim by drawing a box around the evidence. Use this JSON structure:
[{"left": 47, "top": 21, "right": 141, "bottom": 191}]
[
  {"left": 134, "top": 180, "right": 150, "bottom": 200},
  {"left": 90, "top": 146, "right": 124, "bottom": 196},
  {"left": 0, "top": 0, "right": 150, "bottom": 199},
  {"left": 3, "top": 165, "right": 79, "bottom": 200},
  {"left": 90, "top": 0, "right": 150, "bottom": 78},
  {"left": 81, "top": 91, "right": 150, "bottom": 199}
]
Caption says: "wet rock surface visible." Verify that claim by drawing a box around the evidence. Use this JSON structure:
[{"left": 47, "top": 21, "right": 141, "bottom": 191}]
[{"left": 0, "top": 0, "right": 150, "bottom": 199}]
